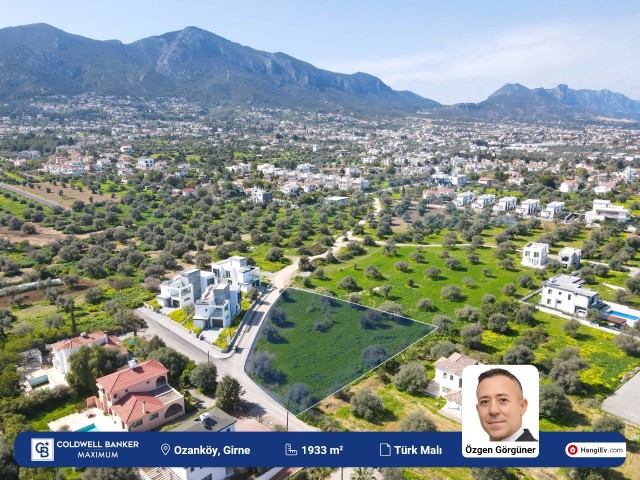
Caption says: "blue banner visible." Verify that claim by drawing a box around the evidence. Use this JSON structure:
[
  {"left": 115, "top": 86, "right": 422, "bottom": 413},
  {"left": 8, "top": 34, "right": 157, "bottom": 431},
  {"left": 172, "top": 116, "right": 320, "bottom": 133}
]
[{"left": 16, "top": 432, "right": 627, "bottom": 468}]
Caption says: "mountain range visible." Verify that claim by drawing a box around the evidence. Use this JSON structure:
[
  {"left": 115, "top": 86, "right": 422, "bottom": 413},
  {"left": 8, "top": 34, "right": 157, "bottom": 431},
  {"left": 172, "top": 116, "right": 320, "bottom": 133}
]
[{"left": 1, "top": 23, "right": 639, "bottom": 122}]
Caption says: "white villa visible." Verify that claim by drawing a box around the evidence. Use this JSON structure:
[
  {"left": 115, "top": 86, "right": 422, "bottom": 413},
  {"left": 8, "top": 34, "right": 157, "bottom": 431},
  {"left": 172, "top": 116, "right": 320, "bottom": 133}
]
[
  {"left": 433, "top": 353, "right": 482, "bottom": 412},
  {"left": 521, "top": 242, "right": 549, "bottom": 269},
  {"left": 454, "top": 191, "right": 474, "bottom": 207},
  {"left": 472, "top": 194, "right": 496, "bottom": 210},
  {"left": 540, "top": 201, "right": 565, "bottom": 220},
  {"left": 157, "top": 257, "right": 260, "bottom": 330},
  {"left": 494, "top": 196, "right": 518, "bottom": 212},
  {"left": 585, "top": 199, "right": 630, "bottom": 224},
  {"left": 541, "top": 274, "right": 601, "bottom": 317},
  {"left": 558, "top": 247, "right": 582, "bottom": 270},
  {"left": 49, "top": 331, "right": 128, "bottom": 375},
  {"left": 517, "top": 199, "right": 540, "bottom": 216}
]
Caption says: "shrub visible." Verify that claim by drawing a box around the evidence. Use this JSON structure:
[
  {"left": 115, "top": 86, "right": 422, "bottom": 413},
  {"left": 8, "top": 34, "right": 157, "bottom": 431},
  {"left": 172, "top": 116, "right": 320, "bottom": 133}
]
[
  {"left": 417, "top": 298, "right": 432, "bottom": 311},
  {"left": 398, "top": 410, "right": 437, "bottom": 431},
  {"left": 433, "top": 315, "right": 453, "bottom": 335},
  {"left": 364, "top": 264, "right": 383, "bottom": 279},
  {"left": 444, "top": 257, "right": 462, "bottom": 270},
  {"left": 189, "top": 363, "right": 218, "bottom": 393},
  {"left": 362, "top": 344, "right": 389, "bottom": 369},
  {"left": 487, "top": 313, "right": 509, "bottom": 333},
  {"left": 394, "top": 261, "right": 409, "bottom": 272},
  {"left": 441, "top": 285, "right": 462, "bottom": 301},
  {"left": 501, "top": 283, "right": 516, "bottom": 297},
  {"left": 592, "top": 416, "right": 625, "bottom": 435},
  {"left": 461, "top": 323, "right": 483, "bottom": 348},
  {"left": 503, "top": 345, "right": 534, "bottom": 365},
  {"left": 350, "top": 389, "right": 383, "bottom": 421},
  {"left": 360, "top": 310, "right": 382, "bottom": 329},
  {"left": 392, "top": 362, "right": 428, "bottom": 394},
  {"left": 338, "top": 276, "right": 359, "bottom": 291},
  {"left": 563, "top": 319, "right": 580, "bottom": 338},
  {"left": 424, "top": 267, "right": 441, "bottom": 280},
  {"left": 430, "top": 341, "right": 459, "bottom": 360},
  {"left": 539, "top": 383, "right": 572, "bottom": 418}
]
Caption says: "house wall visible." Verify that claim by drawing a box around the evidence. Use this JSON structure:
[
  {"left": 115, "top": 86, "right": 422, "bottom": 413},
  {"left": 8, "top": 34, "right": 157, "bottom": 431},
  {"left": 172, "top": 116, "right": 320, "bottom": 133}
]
[
  {"left": 435, "top": 367, "right": 462, "bottom": 395},
  {"left": 541, "top": 287, "right": 596, "bottom": 316},
  {"left": 126, "top": 398, "right": 185, "bottom": 432}
]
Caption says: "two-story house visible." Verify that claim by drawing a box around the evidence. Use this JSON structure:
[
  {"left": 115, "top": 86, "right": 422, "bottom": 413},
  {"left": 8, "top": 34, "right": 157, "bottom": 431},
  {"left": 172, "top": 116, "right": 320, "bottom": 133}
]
[
  {"left": 494, "top": 196, "right": 518, "bottom": 212},
  {"left": 472, "top": 194, "right": 496, "bottom": 210},
  {"left": 585, "top": 199, "right": 630, "bottom": 224},
  {"left": 540, "top": 201, "right": 565, "bottom": 220},
  {"left": 521, "top": 242, "right": 549, "bottom": 269},
  {"left": 558, "top": 247, "right": 581, "bottom": 270},
  {"left": 49, "top": 331, "right": 127, "bottom": 375},
  {"left": 454, "top": 192, "right": 474, "bottom": 208},
  {"left": 434, "top": 353, "right": 482, "bottom": 411},
  {"left": 541, "top": 274, "right": 601, "bottom": 317},
  {"left": 193, "top": 283, "right": 237, "bottom": 329},
  {"left": 250, "top": 187, "right": 273, "bottom": 204},
  {"left": 517, "top": 199, "right": 540, "bottom": 216},
  {"left": 92, "top": 359, "right": 184, "bottom": 432}
]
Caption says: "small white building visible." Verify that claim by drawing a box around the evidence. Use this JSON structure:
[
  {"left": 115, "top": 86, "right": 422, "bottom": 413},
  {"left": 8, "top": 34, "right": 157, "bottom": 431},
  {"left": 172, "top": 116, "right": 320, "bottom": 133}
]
[
  {"left": 541, "top": 274, "right": 601, "bottom": 317},
  {"left": 451, "top": 174, "right": 467, "bottom": 186},
  {"left": 540, "top": 201, "right": 565, "bottom": 220},
  {"left": 211, "top": 256, "right": 261, "bottom": 294},
  {"left": 560, "top": 179, "right": 579, "bottom": 193},
  {"left": 494, "top": 196, "right": 518, "bottom": 212},
  {"left": 585, "top": 199, "right": 630, "bottom": 224},
  {"left": 558, "top": 247, "right": 582, "bottom": 270},
  {"left": 136, "top": 157, "right": 155, "bottom": 170},
  {"left": 517, "top": 199, "right": 540, "bottom": 216},
  {"left": 250, "top": 187, "right": 273, "bottom": 204},
  {"left": 434, "top": 352, "right": 481, "bottom": 406},
  {"left": 454, "top": 191, "right": 474, "bottom": 207},
  {"left": 157, "top": 274, "right": 196, "bottom": 309},
  {"left": 472, "top": 193, "right": 495, "bottom": 210},
  {"left": 522, "top": 242, "right": 549, "bottom": 268},
  {"left": 193, "top": 283, "right": 238, "bottom": 329}
]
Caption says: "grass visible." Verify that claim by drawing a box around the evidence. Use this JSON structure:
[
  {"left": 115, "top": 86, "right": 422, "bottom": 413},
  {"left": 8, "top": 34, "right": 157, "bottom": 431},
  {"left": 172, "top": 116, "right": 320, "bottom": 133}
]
[
  {"left": 251, "top": 288, "right": 434, "bottom": 414},
  {"left": 30, "top": 399, "right": 82, "bottom": 431},
  {"left": 299, "top": 245, "right": 532, "bottom": 320}
]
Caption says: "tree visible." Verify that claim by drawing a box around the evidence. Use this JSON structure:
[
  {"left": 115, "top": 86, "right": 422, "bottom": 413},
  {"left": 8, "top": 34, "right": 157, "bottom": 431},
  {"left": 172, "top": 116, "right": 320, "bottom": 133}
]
[
  {"left": 66, "top": 345, "right": 128, "bottom": 393},
  {"left": 441, "top": 285, "right": 462, "bottom": 301},
  {"left": 513, "top": 304, "right": 536, "bottom": 326},
  {"left": 360, "top": 310, "right": 382, "bottom": 329},
  {"left": 62, "top": 273, "right": 80, "bottom": 289},
  {"left": 497, "top": 257, "right": 515, "bottom": 270},
  {"left": 338, "top": 276, "right": 359, "bottom": 291},
  {"left": 540, "top": 383, "right": 573, "bottom": 419},
  {"left": 566, "top": 468, "right": 610, "bottom": 480},
  {"left": 0, "top": 366, "right": 21, "bottom": 399},
  {"left": 195, "top": 252, "right": 212, "bottom": 269},
  {"left": 444, "top": 257, "right": 462, "bottom": 270},
  {"left": 394, "top": 261, "right": 409, "bottom": 272},
  {"left": 549, "top": 348, "right": 589, "bottom": 394},
  {"left": 0, "top": 309, "right": 15, "bottom": 338},
  {"left": 249, "top": 351, "right": 283, "bottom": 383},
  {"left": 430, "top": 341, "right": 459, "bottom": 360},
  {"left": 501, "top": 283, "right": 516, "bottom": 297},
  {"left": 460, "top": 323, "right": 483, "bottom": 348},
  {"left": 380, "top": 468, "right": 405, "bottom": 480},
  {"left": 455, "top": 304, "right": 481, "bottom": 323},
  {"left": 503, "top": 345, "right": 534, "bottom": 365},
  {"left": 587, "top": 308, "right": 603, "bottom": 325},
  {"left": 56, "top": 295, "right": 76, "bottom": 335},
  {"left": 0, "top": 436, "right": 18, "bottom": 480},
  {"left": 614, "top": 330, "right": 640, "bottom": 356},
  {"left": 269, "top": 307, "right": 287, "bottom": 326},
  {"left": 265, "top": 247, "right": 284, "bottom": 262},
  {"left": 350, "top": 388, "right": 383, "bottom": 421},
  {"left": 593, "top": 416, "right": 625, "bottom": 435},
  {"left": 424, "top": 267, "right": 441, "bottom": 280},
  {"left": 487, "top": 313, "right": 509, "bottom": 333},
  {"left": 116, "top": 309, "right": 146, "bottom": 336},
  {"left": 287, "top": 383, "right": 312, "bottom": 410},
  {"left": 378, "top": 284, "right": 392, "bottom": 298},
  {"left": 564, "top": 318, "right": 580, "bottom": 338},
  {"left": 433, "top": 315, "right": 453, "bottom": 335},
  {"left": 417, "top": 298, "right": 432, "bottom": 311},
  {"left": 44, "top": 313, "right": 64, "bottom": 330},
  {"left": 147, "top": 347, "right": 189, "bottom": 387},
  {"left": 362, "top": 345, "right": 389, "bottom": 369},
  {"left": 350, "top": 467, "right": 376, "bottom": 480},
  {"left": 462, "top": 276, "right": 476, "bottom": 288},
  {"left": 85, "top": 286, "right": 104, "bottom": 305},
  {"left": 80, "top": 468, "right": 141, "bottom": 480},
  {"left": 517, "top": 274, "right": 534, "bottom": 289},
  {"left": 470, "top": 468, "right": 514, "bottom": 480},
  {"left": 398, "top": 410, "right": 437, "bottom": 431},
  {"left": 216, "top": 374, "right": 245, "bottom": 412},
  {"left": 443, "top": 232, "right": 458, "bottom": 249},
  {"left": 393, "top": 362, "right": 428, "bottom": 394},
  {"left": 481, "top": 267, "right": 492, "bottom": 277},
  {"left": 364, "top": 264, "right": 383, "bottom": 279},
  {"left": 189, "top": 363, "right": 218, "bottom": 393}
]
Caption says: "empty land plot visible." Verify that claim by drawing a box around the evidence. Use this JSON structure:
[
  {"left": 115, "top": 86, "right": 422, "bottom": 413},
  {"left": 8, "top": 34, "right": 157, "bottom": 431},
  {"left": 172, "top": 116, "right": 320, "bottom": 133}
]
[{"left": 249, "top": 288, "right": 435, "bottom": 414}]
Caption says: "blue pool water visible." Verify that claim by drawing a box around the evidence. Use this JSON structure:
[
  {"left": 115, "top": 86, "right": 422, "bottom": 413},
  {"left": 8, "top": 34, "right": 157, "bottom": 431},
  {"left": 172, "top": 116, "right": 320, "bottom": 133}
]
[
  {"left": 608, "top": 310, "right": 639, "bottom": 321},
  {"left": 75, "top": 423, "right": 99, "bottom": 432}
]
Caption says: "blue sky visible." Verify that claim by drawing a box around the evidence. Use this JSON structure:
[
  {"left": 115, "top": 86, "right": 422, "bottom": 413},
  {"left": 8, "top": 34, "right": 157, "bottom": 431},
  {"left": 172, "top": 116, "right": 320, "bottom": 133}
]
[{"left": 2, "top": 1, "right": 639, "bottom": 104}]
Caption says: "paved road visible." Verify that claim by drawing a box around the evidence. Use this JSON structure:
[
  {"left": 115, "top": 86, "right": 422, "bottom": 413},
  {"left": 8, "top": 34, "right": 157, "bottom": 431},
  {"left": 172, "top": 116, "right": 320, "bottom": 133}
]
[
  {"left": 0, "top": 182, "right": 65, "bottom": 210},
  {"left": 602, "top": 370, "right": 640, "bottom": 426}
]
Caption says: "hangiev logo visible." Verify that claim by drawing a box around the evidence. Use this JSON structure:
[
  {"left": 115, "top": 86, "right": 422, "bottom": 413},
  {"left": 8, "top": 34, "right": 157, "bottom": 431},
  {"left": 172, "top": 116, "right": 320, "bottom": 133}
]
[{"left": 31, "top": 438, "right": 55, "bottom": 462}]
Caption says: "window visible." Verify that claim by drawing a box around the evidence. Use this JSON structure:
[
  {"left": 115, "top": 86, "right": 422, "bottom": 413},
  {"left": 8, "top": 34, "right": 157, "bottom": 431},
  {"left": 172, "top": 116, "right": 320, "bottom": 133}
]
[
  {"left": 131, "top": 420, "right": 143, "bottom": 428},
  {"left": 548, "top": 289, "right": 552, "bottom": 294},
  {"left": 547, "top": 299, "right": 551, "bottom": 305},
  {"left": 568, "top": 294, "right": 572, "bottom": 300},
  {"left": 149, "top": 413, "right": 158, "bottom": 421},
  {"left": 442, "top": 372, "right": 446, "bottom": 378},
  {"left": 558, "top": 292, "right": 562, "bottom": 296}
]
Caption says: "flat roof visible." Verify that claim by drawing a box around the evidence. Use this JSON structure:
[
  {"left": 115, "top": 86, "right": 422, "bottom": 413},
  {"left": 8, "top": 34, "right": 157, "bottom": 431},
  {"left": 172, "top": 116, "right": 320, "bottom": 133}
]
[{"left": 172, "top": 408, "right": 236, "bottom": 433}]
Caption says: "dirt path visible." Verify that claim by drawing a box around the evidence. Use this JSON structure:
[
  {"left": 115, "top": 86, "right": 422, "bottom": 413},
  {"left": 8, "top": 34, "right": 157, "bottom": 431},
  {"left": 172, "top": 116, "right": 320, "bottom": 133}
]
[{"left": 0, "top": 225, "right": 91, "bottom": 246}]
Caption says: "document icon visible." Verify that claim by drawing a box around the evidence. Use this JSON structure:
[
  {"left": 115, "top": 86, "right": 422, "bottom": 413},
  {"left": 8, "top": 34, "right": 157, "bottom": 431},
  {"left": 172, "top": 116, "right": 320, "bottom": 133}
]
[
  {"left": 380, "top": 443, "right": 392, "bottom": 456},
  {"left": 285, "top": 443, "right": 298, "bottom": 456}
]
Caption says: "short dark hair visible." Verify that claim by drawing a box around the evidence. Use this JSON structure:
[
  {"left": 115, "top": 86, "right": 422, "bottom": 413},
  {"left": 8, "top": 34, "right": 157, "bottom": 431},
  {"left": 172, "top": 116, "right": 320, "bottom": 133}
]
[{"left": 477, "top": 368, "right": 523, "bottom": 396}]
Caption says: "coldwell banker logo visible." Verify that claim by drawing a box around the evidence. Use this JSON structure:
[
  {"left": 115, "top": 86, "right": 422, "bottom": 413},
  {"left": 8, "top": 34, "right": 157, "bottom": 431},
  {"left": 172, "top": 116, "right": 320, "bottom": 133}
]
[{"left": 31, "top": 438, "right": 55, "bottom": 462}]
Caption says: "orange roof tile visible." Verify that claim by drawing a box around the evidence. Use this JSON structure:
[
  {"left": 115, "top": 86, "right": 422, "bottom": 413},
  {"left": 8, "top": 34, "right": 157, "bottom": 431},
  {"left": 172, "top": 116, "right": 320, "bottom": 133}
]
[
  {"left": 435, "top": 352, "right": 480, "bottom": 377},
  {"left": 50, "top": 331, "right": 108, "bottom": 352},
  {"left": 111, "top": 392, "right": 164, "bottom": 424},
  {"left": 96, "top": 359, "right": 168, "bottom": 394}
]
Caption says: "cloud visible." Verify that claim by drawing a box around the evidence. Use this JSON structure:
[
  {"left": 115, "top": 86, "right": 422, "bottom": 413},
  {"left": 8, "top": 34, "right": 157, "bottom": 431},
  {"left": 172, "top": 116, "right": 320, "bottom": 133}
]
[{"left": 318, "top": 15, "right": 640, "bottom": 103}]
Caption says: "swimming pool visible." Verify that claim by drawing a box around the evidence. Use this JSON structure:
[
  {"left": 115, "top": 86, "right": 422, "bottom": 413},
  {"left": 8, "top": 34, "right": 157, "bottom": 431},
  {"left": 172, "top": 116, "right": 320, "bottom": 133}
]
[
  {"left": 608, "top": 310, "right": 639, "bottom": 321},
  {"left": 75, "top": 423, "right": 99, "bottom": 432}
]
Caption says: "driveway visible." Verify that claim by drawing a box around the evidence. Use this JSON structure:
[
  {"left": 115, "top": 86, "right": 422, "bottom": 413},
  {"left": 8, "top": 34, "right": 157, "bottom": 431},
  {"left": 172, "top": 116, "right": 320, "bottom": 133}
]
[{"left": 602, "top": 370, "right": 640, "bottom": 426}]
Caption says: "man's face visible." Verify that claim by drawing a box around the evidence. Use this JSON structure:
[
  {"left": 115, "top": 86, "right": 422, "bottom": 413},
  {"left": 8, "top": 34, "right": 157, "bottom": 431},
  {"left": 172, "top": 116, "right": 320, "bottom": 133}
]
[{"left": 476, "top": 374, "right": 527, "bottom": 441}]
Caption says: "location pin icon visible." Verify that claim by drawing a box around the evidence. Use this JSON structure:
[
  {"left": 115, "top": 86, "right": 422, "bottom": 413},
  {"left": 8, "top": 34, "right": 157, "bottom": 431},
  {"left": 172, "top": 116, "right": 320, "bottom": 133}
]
[{"left": 161, "top": 444, "right": 171, "bottom": 456}]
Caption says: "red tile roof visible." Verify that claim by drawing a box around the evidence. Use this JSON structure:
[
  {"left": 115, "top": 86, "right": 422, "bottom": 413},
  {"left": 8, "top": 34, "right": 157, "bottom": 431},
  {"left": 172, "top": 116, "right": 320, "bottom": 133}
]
[
  {"left": 96, "top": 359, "right": 168, "bottom": 394},
  {"left": 50, "top": 331, "right": 108, "bottom": 352},
  {"left": 111, "top": 392, "right": 164, "bottom": 424},
  {"left": 435, "top": 352, "right": 480, "bottom": 377}
]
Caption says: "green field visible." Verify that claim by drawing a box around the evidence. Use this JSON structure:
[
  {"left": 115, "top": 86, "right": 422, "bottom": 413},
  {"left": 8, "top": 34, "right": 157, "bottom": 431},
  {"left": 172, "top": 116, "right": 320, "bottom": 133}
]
[{"left": 250, "top": 288, "right": 435, "bottom": 414}]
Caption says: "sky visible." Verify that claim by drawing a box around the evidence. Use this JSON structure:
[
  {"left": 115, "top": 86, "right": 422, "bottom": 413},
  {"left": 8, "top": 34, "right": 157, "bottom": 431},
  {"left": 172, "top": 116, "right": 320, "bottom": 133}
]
[{"left": 2, "top": 1, "right": 639, "bottom": 104}]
